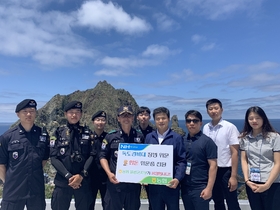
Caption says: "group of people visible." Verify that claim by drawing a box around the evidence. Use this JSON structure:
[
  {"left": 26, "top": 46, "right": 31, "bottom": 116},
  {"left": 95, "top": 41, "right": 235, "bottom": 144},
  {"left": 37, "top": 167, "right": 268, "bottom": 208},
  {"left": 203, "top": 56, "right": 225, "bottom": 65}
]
[{"left": 0, "top": 98, "right": 279, "bottom": 210}]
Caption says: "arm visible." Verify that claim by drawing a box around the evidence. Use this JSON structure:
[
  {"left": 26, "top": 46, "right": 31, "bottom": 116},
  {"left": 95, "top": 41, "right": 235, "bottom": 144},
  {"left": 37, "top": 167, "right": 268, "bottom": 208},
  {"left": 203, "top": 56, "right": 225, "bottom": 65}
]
[
  {"left": 50, "top": 157, "right": 73, "bottom": 179},
  {"left": 241, "top": 150, "right": 258, "bottom": 191},
  {"left": 0, "top": 164, "right": 6, "bottom": 183},
  {"left": 168, "top": 135, "right": 186, "bottom": 189},
  {"left": 200, "top": 159, "right": 217, "bottom": 200},
  {"left": 100, "top": 158, "right": 119, "bottom": 184},
  {"left": 229, "top": 144, "right": 239, "bottom": 191}
]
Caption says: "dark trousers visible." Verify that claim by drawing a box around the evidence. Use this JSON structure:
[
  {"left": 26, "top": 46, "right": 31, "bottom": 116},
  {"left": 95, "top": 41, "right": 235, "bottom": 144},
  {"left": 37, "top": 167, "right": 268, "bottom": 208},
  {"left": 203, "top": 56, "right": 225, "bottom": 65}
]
[
  {"left": 0, "top": 195, "right": 45, "bottom": 210},
  {"left": 51, "top": 185, "right": 93, "bottom": 210},
  {"left": 212, "top": 167, "right": 241, "bottom": 210},
  {"left": 104, "top": 181, "right": 141, "bottom": 210},
  {"left": 144, "top": 185, "right": 152, "bottom": 210},
  {"left": 246, "top": 182, "right": 280, "bottom": 210},
  {"left": 89, "top": 180, "right": 107, "bottom": 210},
  {"left": 181, "top": 186, "right": 210, "bottom": 210},
  {"left": 149, "top": 185, "right": 180, "bottom": 210}
]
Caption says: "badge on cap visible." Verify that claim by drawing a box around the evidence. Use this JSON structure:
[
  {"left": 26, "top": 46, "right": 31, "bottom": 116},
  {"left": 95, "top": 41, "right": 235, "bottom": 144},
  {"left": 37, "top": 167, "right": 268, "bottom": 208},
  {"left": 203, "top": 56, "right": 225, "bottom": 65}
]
[{"left": 13, "top": 152, "right": 18, "bottom": 159}]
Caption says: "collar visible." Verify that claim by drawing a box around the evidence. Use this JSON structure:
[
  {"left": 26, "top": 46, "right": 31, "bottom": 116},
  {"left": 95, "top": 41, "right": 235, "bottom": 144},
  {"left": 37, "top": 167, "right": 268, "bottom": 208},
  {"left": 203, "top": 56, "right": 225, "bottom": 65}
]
[
  {"left": 18, "top": 123, "right": 36, "bottom": 134},
  {"left": 209, "top": 118, "right": 223, "bottom": 128},
  {"left": 187, "top": 130, "right": 202, "bottom": 140},
  {"left": 157, "top": 128, "right": 169, "bottom": 138},
  {"left": 247, "top": 131, "right": 263, "bottom": 139},
  {"left": 93, "top": 130, "right": 107, "bottom": 138}
]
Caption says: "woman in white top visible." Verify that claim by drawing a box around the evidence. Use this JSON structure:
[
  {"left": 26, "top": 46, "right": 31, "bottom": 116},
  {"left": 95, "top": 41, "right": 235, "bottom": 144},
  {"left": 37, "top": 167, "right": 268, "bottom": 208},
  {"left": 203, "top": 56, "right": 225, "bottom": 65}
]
[{"left": 239, "top": 106, "right": 280, "bottom": 210}]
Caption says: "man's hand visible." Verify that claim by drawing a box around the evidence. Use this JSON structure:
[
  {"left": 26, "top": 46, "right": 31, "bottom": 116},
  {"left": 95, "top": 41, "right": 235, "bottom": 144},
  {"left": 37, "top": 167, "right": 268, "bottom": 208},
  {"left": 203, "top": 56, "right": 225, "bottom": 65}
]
[
  {"left": 167, "top": 178, "right": 179, "bottom": 189},
  {"left": 68, "top": 174, "right": 83, "bottom": 189},
  {"left": 200, "top": 187, "right": 212, "bottom": 200},
  {"left": 228, "top": 176, "right": 238, "bottom": 192},
  {"left": 108, "top": 172, "right": 119, "bottom": 184}
]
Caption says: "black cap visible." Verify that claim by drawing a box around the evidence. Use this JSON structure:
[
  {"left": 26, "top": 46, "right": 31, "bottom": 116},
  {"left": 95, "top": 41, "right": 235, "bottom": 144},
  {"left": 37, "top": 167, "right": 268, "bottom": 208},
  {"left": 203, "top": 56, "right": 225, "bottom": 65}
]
[
  {"left": 64, "top": 101, "right": 82, "bottom": 112},
  {"left": 15, "top": 99, "right": 37, "bottom": 113},
  {"left": 92, "top": 110, "right": 106, "bottom": 121},
  {"left": 118, "top": 105, "right": 133, "bottom": 115}
]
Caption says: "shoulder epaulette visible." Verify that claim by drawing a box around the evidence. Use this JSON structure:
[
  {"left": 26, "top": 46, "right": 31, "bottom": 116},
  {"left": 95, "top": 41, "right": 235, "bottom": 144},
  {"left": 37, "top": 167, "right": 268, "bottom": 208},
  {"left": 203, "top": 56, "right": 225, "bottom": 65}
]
[
  {"left": 136, "top": 129, "right": 142, "bottom": 134},
  {"left": 108, "top": 129, "right": 117, "bottom": 134}
]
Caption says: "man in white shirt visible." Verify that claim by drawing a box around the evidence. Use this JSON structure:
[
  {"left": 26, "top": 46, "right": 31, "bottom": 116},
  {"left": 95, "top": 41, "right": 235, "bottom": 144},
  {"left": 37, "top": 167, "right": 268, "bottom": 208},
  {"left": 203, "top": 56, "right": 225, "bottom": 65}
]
[{"left": 203, "top": 99, "right": 241, "bottom": 210}]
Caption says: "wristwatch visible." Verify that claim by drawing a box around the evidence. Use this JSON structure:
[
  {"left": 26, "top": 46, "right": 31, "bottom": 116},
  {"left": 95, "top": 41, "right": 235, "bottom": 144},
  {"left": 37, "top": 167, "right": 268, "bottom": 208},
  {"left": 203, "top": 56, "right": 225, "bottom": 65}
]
[{"left": 80, "top": 170, "right": 88, "bottom": 177}]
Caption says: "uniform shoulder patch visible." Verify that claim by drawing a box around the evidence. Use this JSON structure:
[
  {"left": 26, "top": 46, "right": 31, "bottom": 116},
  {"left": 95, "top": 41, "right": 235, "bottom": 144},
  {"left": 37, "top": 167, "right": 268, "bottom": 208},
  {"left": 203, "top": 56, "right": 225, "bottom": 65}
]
[
  {"left": 50, "top": 136, "right": 57, "bottom": 141},
  {"left": 101, "top": 139, "right": 108, "bottom": 150}
]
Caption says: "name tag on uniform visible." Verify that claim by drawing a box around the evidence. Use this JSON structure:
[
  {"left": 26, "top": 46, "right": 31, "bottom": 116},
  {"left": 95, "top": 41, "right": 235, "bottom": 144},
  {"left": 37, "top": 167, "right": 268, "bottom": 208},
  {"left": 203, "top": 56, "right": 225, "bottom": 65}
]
[
  {"left": 250, "top": 167, "right": 261, "bottom": 182},
  {"left": 185, "top": 161, "right": 192, "bottom": 175}
]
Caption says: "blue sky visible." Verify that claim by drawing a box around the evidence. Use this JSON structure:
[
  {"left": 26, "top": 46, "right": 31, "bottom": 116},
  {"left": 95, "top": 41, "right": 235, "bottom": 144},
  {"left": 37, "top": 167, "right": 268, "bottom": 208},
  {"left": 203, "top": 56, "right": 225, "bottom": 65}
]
[{"left": 0, "top": 0, "right": 280, "bottom": 123}]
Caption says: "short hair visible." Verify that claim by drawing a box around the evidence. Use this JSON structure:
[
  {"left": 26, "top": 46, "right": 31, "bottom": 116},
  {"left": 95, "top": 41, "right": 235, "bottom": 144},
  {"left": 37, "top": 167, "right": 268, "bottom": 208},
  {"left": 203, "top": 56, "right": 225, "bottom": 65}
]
[
  {"left": 152, "top": 107, "right": 170, "bottom": 119},
  {"left": 240, "top": 106, "right": 276, "bottom": 138},
  {"left": 137, "top": 106, "right": 151, "bottom": 116},
  {"left": 206, "top": 98, "right": 222, "bottom": 109},
  {"left": 185, "top": 110, "right": 202, "bottom": 122}
]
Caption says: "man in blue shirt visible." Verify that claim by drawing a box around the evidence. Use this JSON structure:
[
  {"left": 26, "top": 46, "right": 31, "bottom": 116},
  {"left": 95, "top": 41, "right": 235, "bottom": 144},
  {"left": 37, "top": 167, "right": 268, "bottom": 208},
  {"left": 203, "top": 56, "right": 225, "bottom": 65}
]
[
  {"left": 181, "top": 110, "right": 217, "bottom": 210},
  {"left": 0, "top": 99, "right": 50, "bottom": 210}
]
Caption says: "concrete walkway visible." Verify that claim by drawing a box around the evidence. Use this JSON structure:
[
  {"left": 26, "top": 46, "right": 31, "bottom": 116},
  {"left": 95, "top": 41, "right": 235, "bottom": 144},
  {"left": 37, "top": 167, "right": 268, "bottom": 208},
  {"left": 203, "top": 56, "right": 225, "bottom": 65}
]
[{"left": 41, "top": 199, "right": 251, "bottom": 210}]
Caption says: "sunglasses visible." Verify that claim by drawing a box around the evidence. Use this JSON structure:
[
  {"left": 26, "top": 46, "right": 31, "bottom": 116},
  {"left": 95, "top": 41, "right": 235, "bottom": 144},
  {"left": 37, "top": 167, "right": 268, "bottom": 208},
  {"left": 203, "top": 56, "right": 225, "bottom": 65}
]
[{"left": 186, "top": 119, "right": 200, "bottom": 124}]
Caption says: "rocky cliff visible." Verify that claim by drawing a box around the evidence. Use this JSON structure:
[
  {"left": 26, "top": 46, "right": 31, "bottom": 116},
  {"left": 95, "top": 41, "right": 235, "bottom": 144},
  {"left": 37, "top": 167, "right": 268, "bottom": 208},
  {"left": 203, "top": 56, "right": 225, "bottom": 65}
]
[
  {"left": 34, "top": 80, "right": 139, "bottom": 134},
  {"left": 13, "top": 80, "right": 185, "bottom": 136}
]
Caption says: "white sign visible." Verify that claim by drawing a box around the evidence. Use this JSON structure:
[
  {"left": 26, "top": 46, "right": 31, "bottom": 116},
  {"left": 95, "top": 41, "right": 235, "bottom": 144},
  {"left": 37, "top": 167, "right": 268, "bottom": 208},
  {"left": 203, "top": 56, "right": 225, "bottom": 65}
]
[{"left": 116, "top": 143, "right": 173, "bottom": 185}]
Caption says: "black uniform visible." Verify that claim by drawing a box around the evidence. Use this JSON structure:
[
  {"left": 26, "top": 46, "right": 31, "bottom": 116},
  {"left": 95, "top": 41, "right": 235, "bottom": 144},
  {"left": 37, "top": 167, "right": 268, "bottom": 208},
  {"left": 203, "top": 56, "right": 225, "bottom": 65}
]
[
  {"left": 89, "top": 130, "right": 108, "bottom": 210},
  {"left": 99, "top": 128, "right": 144, "bottom": 210},
  {"left": 136, "top": 124, "right": 155, "bottom": 139},
  {"left": 0, "top": 124, "right": 50, "bottom": 210},
  {"left": 50, "top": 123, "right": 95, "bottom": 210},
  {"left": 136, "top": 124, "right": 155, "bottom": 210}
]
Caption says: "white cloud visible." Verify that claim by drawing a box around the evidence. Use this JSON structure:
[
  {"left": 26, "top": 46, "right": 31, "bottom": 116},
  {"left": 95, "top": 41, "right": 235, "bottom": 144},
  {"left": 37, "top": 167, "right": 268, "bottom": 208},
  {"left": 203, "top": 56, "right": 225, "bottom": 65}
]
[
  {"left": 99, "top": 44, "right": 180, "bottom": 70},
  {"left": 248, "top": 61, "right": 280, "bottom": 71},
  {"left": 191, "top": 34, "right": 206, "bottom": 44},
  {"left": 154, "top": 13, "right": 180, "bottom": 31},
  {"left": 201, "top": 43, "right": 216, "bottom": 51},
  {"left": 94, "top": 69, "right": 134, "bottom": 76},
  {"left": 142, "top": 45, "right": 173, "bottom": 57},
  {"left": 169, "top": 0, "right": 263, "bottom": 20},
  {"left": 100, "top": 56, "right": 158, "bottom": 69},
  {"left": 76, "top": 0, "right": 152, "bottom": 35},
  {"left": 0, "top": 3, "right": 96, "bottom": 66}
]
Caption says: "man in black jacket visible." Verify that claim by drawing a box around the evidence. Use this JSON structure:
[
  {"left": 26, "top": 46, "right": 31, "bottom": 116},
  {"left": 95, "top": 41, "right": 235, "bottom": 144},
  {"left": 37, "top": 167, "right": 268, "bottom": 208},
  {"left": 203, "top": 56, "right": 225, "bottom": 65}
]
[{"left": 50, "top": 101, "right": 95, "bottom": 210}]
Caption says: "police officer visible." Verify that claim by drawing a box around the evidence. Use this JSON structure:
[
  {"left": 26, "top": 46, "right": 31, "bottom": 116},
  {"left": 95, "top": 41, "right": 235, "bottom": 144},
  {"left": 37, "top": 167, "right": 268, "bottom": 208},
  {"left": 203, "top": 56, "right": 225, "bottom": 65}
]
[
  {"left": 136, "top": 106, "right": 155, "bottom": 210},
  {"left": 136, "top": 106, "right": 155, "bottom": 138},
  {"left": 0, "top": 99, "right": 50, "bottom": 210},
  {"left": 100, "top": 105, "right": 144, "bottom": 210},
  {"left": 89, "top": 110, "right": 108, "bottom": 210},
  {"left": 50, "top": 101, "right": 94, "bottom": 210}
]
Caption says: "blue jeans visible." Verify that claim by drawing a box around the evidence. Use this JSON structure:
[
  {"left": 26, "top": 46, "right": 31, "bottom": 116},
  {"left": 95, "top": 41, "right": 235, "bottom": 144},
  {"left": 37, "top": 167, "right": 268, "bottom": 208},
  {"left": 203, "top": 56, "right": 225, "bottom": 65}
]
[{"left": 212, "top": 167, "right": 240, "bottom": 210}]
